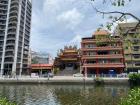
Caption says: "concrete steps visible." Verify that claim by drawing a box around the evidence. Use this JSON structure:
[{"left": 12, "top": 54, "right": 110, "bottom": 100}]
[{"left": 56, "top": 69, "right": 79, "bottom": 76}]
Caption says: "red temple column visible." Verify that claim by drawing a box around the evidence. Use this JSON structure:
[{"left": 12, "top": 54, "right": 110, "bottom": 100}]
[{"left": 96, "top": 68, "right": 99, "bottom": 76}]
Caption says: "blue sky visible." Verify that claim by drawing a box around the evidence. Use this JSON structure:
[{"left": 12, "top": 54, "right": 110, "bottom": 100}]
[{"left": 31, "top": 0, "right": 140, "bottom": 57}]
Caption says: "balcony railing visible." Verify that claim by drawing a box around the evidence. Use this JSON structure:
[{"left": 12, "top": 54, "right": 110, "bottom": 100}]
[
  {"left": 82, "top": 54, "right": 123, "bottom": 59},
  {"left": 82, "top": 63, "right": 124, "bottom": 68},
  {"left": 82, "top": 38, "right": 121, "bottom": 43},
  {"left": 82, "top": 46, "right": 122, "bottom": 51}
]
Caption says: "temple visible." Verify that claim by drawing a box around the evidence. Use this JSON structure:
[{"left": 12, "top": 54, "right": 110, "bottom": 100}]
[
  {"left": 81, "top": 30, "right": 125, "bottom": 76},
  {"left": 54, "top": 46, "right": 80, "bottom": 73}
]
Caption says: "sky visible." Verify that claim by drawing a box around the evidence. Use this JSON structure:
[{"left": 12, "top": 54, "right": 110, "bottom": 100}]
[{"left": 31, "top": 0, "right": 140, "bottom": 57}]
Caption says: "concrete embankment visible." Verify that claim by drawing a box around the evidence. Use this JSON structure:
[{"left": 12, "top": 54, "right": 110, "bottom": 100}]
[{"left": 0, "top": 76, "right": 129, "bottom": 85}]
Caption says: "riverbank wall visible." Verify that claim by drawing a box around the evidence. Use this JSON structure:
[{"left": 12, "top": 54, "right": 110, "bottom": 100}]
[{"left": 0, "top": 76, "right": 129, "bottom": 85}]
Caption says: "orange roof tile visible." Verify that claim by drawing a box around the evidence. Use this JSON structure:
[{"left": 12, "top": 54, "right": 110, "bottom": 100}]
[
  {"left": 31, "top": 64, "right": 53, "bottom": 67},
  {"left": 93, "top": 30, "right": 110, "bottom": 36}
]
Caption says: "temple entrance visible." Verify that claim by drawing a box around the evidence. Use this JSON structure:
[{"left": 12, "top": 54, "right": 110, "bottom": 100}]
[{"left": 64, "top": 63, "right": 78, "bottom": 70}]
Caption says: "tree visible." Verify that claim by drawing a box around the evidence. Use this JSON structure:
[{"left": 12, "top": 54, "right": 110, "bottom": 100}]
[{"left": 90, "top": 0, "right": 140, "bottom": 35}]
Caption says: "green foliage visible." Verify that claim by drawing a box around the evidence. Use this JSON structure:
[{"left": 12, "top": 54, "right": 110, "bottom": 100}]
[
  {"left": 0, "top": 98, "right": 16, "bottom": 105},
  {"left": 53, "top": 68, "right": 60, "bottom": 74},
  {"left": 91, "top": 0, "right": 131, "bottom": 7},
  {"left": 96, "top": 42, "right": 108, "bottom": 47},
  {"left": 94, "top": 77, "right": 104, "bottom": 85},
  {"left": 119, "top": 88, "right": 140, "bottom": 105},
  {"left": 129, "top": 73, "right": 140, "bottom": 79}
]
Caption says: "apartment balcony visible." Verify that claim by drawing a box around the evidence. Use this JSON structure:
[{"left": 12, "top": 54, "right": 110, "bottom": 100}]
[
  {"left": 0, "top": 39, "right": 4, "bottom": 42},
  {"left": 126, "top": 64, "right": 140, "bottom": 68},
  {"left": 7, "top": 31, "right": 16, "bottom": 35},
  {"left": 10, "top": 4, "right": 19, "bottom": 10},
  {"left": 10, "top": 10, "right": 18, "bottom": 14},
  {"left": 5, "top": 48, "right": 15, "bottom": 52},
  {"left": 8, "top": 25, "right": 17, "bottom": 29},
  {"left": 0, "top": 27, "right": 5, "bottom": 30},
  {"left": 0, "top": 17, "right": 6, "bottom": 20},
  {"left": 6, "top": 37, "right": 16, "bottom": 42},
  {"left": 132, "top": 50, "right": 140, "bottom": 54},
  {"left": 82, "top": 46, "right": 122, "bottom": 51},
  {"left": 10, "top": 1, "right": 19, "bottom": 6},
  {"left": 0, "top": 12, "right": 7, "bottom": 15},
  {"left": 7, "top": 35, "right": 16, "bottom": 39},
  {"left": 82, "top": 38, "right": 121, "bottom": 43},
  {"left": 0, "top": 7, "right": 7, "bottom": 10},
  {"left": 4, "top": 57, "right": 14, "bottom": 62},
  {"left": 4, "top": 54, "right": 14, "bottom": 58},
  {"left": 8, "top": 19, "right": 18, "bottom": 24},
  {"left": 0, "top": 3, "right": 8, "bottom": 6},
  {"left": 82, "top": 54, "right": 124, "bottom": 59},
  {"left": 23, "top": 60, "right": 28, "bottom": 64},
  {"left": 124, "top": 50, "right": 140, "bottom": 54},
  {"left": 82, "top": 63, "right": 124, "bottom": 68},
  {"left": 6, "top": 42, "right": 15, "bottom": 46},
  {"left": 0, "top": 22, "right": 6, "bottom": 25},
  {"left": 125, "top": 57, "right": 140, "bottom": 61},
  {"left": 24, "top": 48, "right": 29, "bottom": 52},
  {"left": 24, "top": 36, "right": 30, "bottom": 41},
  {"left": 9, "top": 15, "right": 18, "bottom": 20}
]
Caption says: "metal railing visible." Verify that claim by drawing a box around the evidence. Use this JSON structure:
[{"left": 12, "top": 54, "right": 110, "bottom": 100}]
[{"left": 87, "top": 74, "right": 128, "bottom": 78}]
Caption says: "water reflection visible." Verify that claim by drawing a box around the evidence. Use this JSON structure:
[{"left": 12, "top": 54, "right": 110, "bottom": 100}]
[{"left": 0, "top": 84, "right": 129, "bottom": 105}]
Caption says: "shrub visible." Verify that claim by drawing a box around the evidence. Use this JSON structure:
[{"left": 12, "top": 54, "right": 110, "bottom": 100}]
[
  {"left": 94, "top": 77, "right": 104, "bottom": 85},
  {"left": 0, "top": 98, "right": 16, "bottom": 105},
  {"left": 129, "top": 73, "right": 140, "bottom": 79},
  {"left": 128, "top": 74, "right": 140, "bottom": 87},
  {"left": 119, "top": 88, "right": 140, "bottom": 105}
]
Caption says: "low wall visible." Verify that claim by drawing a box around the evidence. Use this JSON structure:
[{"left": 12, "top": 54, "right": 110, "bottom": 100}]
[{"left": 0, "top": 76, "right": 129, "bottom": 85}]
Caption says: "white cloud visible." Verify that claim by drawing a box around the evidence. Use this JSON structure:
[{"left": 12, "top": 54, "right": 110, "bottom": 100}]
[
  {"left": 68, "top": 34, "right": 82, "bottom": 47},
  {"left": 57, "top": 8, "right": 84, "bottom": 29},
  {"left": 126, "top": 18, "right": 138, "bottom": 23}
]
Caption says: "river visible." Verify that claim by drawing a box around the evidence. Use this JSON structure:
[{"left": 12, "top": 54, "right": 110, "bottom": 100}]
[{"left": 0, "top": 84, "right": 129, "bottom": 105}]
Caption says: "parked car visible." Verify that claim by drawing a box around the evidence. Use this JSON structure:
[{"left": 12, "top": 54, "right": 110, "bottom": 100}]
[
  {"left": 73, "top": 73, "right": 83, "bottom": 77},
  {"left": 48, "top": 73, "right": 54, "bottom": 78},
  {"left": 43, "top": 73, "right": 54, "bottom": 78},
  {"left": 31, "top": 73, "right": 39, "bottom": 78}
]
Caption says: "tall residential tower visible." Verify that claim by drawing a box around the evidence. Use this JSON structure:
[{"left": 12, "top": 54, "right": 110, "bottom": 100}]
[{"left": 0, "top": 0, "right": 32, "bottom": 76}]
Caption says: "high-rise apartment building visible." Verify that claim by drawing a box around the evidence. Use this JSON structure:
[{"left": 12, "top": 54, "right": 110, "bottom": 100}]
[
  {"left": 0, "top": 0, "right": 32, "bottom": 76},
  {"left": 115, "top": 22, "right": 140, "bottom": 73}
]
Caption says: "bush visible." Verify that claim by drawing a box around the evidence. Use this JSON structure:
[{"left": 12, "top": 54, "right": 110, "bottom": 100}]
[
  {"left": 53, "top": 68, "right": 60, "bottom": 74},
  {"left": 129, "top": 74, "right": 140, "bottom": 87},
  {"left": 0, "top": 98, "right": 16, "bottom": 105},
  {"left": 94, "top": 77, "right": 104, "bottom": 85},
  {"left": 119, "top": 88, "right": 140, "bottom": 105},
  {"left": 129, "top": 73, "right": 140, "bottom": 79}
]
